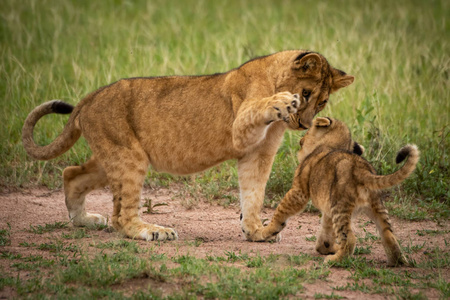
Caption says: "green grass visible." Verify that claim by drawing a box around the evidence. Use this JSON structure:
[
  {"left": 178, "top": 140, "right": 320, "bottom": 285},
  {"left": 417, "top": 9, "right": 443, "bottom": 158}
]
[
  {"left": 0, "top": 224, "right": 11, "bottom": 246},
  {"left": 0, "top": 1, "right": 449, "bottom": 298},
  {"left": 0, "top": 0, "right": 448, "bottom": 217},
  {"left": 1, "top": 231, "right": 448, "bottom": 299},
  {"left": 27, "top": 221, "right": 68, "bottom": 234}
]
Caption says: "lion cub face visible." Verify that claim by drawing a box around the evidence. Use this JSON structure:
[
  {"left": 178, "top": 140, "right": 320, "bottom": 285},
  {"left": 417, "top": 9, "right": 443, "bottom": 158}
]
[
  {"left": 297, "top": 117, "right": 363, "bottom": 163},
  {"left": 278, "top": 52, "right": 354, "bottom": 130}
]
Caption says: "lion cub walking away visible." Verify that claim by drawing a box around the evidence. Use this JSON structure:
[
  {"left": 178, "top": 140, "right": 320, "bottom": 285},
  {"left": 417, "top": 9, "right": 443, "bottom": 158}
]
[{"left": 254, "top": 117, "right": 419, "bottom": 266}]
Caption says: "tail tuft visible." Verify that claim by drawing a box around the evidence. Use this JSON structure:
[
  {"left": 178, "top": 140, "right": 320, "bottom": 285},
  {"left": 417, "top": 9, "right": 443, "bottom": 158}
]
[
  {"left": 51, "top": 100, "right": 74, "bottom": 114},
  {"left": 353, "top": 142, "right": 364, "bottom": 156},
  {"left": 395, "top": 144, "right": 418, "bottom": 164},
  {"left": 360, "top": 144, "right": 419, "bottom": 191}
]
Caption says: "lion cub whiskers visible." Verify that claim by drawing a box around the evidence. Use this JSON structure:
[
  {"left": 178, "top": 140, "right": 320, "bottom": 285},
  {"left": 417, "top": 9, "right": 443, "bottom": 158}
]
[{"left": 255, "top": 117, "right": 419, "bottom": 266}]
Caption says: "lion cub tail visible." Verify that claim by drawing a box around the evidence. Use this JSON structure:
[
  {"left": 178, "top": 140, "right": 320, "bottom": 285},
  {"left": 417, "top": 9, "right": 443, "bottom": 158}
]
[
  {"left": 359, "top": 144, "right": 420, "bottom": 191},
  {"left": 22, "top": 100, "right": 81, "bottom": 160}
]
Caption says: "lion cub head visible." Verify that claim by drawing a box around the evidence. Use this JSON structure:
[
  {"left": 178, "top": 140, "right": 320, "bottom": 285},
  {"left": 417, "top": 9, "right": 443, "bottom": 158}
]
[
  {"left": 275, "top": 52, "right": 355, "bottom": 130},
  {"left": 297, "top": 117, "right": 364, "bottom": 163}
]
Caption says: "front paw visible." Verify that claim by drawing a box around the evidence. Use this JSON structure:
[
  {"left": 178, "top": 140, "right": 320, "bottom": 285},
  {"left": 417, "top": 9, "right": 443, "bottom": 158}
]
[
  {"left": 136, "top": 225, "right": 178, "bottom": 241},
  {"left": 243, "top": 226, "right": 282, "bottom": 242},
  {"left": 265, "top": 92, "right": 300, "bottom": 123}
]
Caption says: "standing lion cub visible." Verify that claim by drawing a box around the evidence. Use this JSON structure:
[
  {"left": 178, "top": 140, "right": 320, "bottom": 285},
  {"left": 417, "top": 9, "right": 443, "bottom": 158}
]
[
  {"left": 253, "top": 117, "right": 419, "bottom": 266},
  {"left": 22, "top": 50, "right": 354, "bottom": 242}
]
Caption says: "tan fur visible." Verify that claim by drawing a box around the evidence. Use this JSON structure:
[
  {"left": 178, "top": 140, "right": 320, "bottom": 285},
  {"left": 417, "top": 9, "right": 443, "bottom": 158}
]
[
  {"left": 22, "top": 50, "right": 354, "bottom": 241},
  {"left": 254, "top": 117, "right": 419, "bottom": 266}
]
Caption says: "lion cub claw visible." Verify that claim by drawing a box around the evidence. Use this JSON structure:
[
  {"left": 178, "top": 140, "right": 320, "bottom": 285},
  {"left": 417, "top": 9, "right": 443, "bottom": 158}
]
[
  {"left": 136, "top": 225, "right": 178, "bottom": 241},
  {"left": 247, "top": 226, "right": 282, "bottom": 243},
  {"left": 266, "top": 92, "right": 300, "bottom": 123}
]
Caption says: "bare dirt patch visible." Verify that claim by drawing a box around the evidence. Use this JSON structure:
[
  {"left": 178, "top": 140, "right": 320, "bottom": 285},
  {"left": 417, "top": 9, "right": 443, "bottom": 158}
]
[{"left": 0, "top": 186, "right": 449, "bottom": 299}]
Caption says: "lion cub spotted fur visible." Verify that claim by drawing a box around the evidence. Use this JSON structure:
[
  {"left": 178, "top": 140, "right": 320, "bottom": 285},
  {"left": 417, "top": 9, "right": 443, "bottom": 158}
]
[{"left": 255, "top": 117, "right": 419, "bottom": 266}]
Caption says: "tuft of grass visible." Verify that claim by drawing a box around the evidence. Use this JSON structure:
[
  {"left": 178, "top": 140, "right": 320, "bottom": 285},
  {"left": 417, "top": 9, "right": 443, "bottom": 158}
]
[
  {"left": 27, "top": 221, "right": 68, "bottom": 234},
  {"left": 37, "top": 241, "right": 80, "bottom": 253},
  {"left": 61, "top": 228, "right": 91, "bottom": 239},
  {"left": 0, "top": 224, "right": 11, "bottom": 246},
  {"left": 287, "top": 253, "right": 318, "bottom": 266},
  {"left": 416, "top": 229, "right": 450, "bottom": 236},
  {"left": 305, "top": 235, "right": 317, "bottom": 242},
  {"left": 314, "top": 292, "right": 345, "bottom": 299},
  {"left": 18, "top": 241, "right": 37, "bottom": 248},
  {"left": 354, "top": 246, "right": 372, "bottom": 255},
  {"left": 142, "top": 198, "right": 169, "bottom": 214},
  {"left": 92, "top": 240, "right": 141, "bottom": 253}
]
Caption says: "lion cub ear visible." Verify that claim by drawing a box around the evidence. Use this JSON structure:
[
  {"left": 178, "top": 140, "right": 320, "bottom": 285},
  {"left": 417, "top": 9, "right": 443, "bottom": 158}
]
[
  {"left": 331, "top": 68, "right": 354, "bottom": 92},
  {"left": 292, "top": 53, "right": 322, "bottom": 75},
  {"left": 314, "top": 117, "right": 332, "bottom": 127}
]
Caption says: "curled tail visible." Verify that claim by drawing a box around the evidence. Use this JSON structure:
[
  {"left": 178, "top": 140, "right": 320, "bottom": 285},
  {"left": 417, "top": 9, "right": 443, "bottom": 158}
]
[
  {"left": 22, "top": 100, "right": 81, "bottom": 160},
  {"left": 359, "top": 144, "right": 420, "bottom": 190}
]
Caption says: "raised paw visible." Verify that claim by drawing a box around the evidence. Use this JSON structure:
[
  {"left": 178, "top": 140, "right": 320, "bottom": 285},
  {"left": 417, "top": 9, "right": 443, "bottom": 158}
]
[
  {"left": 72, "top": 212, "right": 107, "bottom": 227},
  {"left": 136, "top": 224, "right": 178, "bottom": 241},
  {"left": 265, "top": 92, "right": 300, "bottom": 124}
]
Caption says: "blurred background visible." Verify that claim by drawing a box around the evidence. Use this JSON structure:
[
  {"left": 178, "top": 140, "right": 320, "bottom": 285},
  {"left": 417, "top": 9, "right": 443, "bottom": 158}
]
[{"left": 1, "top": 0, "right": 448, "bottom": 219}]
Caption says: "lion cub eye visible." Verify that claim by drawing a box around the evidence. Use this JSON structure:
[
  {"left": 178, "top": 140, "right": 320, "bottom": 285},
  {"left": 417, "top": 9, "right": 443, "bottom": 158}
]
[{"left": 302, "top": 90, "right": 311, "bottom": 98}]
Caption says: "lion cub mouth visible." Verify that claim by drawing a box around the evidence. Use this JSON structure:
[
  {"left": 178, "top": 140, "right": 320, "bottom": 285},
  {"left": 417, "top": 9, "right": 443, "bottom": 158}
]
[{"left": 298, "top": 120, "right": 308, "bottom": 129}]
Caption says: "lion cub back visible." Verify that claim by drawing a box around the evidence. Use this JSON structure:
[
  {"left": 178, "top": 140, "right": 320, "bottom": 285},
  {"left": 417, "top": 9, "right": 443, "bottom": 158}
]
[
  {"left": 307, "top": 149, "right": 375, "bottom": 211},
  {"left": 292, "top": 117, "right": 418, "bottom": 265},
  {"left": 297, "top": 117, "right": 418, "bottom": 211}
]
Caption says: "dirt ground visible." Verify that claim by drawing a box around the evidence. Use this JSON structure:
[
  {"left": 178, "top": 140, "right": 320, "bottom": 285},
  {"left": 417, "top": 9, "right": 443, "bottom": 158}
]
[{"left": 0, "top": 186, "right": 449, "bottom": 299}]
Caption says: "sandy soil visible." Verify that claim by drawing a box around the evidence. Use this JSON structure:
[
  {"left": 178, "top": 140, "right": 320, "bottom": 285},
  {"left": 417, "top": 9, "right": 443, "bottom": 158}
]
[{"left": 0, "top": 186, "right": 448, "bottom": 299}]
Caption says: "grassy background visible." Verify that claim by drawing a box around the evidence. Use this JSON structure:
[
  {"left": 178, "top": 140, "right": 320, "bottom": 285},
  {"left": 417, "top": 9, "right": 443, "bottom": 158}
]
[
  {"left": 1, "top": 0, "right": 449, "bottom": 219},
  {"left": 0, "top": 1, "right": 449, "bottom": 298}
]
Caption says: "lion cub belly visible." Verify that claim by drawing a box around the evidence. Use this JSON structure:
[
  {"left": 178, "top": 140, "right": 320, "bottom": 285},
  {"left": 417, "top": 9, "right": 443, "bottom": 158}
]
[
  {"left": 143, "top": 129, "right": 241, "bottom": 175},
  {"left": 149, "top": 148, "right": 236, "bottom": 175}
]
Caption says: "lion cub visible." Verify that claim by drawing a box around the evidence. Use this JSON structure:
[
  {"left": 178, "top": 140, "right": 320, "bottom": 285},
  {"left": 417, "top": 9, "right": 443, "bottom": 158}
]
[{"left": 255, "top": 117, "right": 419, "bottom": 266}]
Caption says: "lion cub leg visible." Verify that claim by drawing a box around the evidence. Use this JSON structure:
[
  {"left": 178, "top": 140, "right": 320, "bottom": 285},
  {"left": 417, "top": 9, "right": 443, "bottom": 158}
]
[
  {"left": 252, "top": 188, "right": 309, "bottom": 241},
  {"left": 238, "top": 152, "right": 274, "bottom": 241},
  {"left": 63, "top": 157, "right": 109, "bottom": 227},
  {"left": 234, "top": 92, "right": 300, "bottom": 241},
  {"left": 102, "top": 147, "right": 177, "bottom": 241},
  {"left": 232, "top": 92, "right": 300, "bottom": 151},
  {"left": 325, "top": 206, "right": 356, "bottom": 264},
  {"left": 315, "top": 214, "right": 338, "bottom": 255},
  {"left": 368, "top": 199, "right": 407, "bottom": 266}
]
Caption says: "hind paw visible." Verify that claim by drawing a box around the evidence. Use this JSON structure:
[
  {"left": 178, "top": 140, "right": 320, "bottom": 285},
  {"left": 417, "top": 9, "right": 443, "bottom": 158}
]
[{"left": 72, "top": 212, "right": 107, "bottom": 227}]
